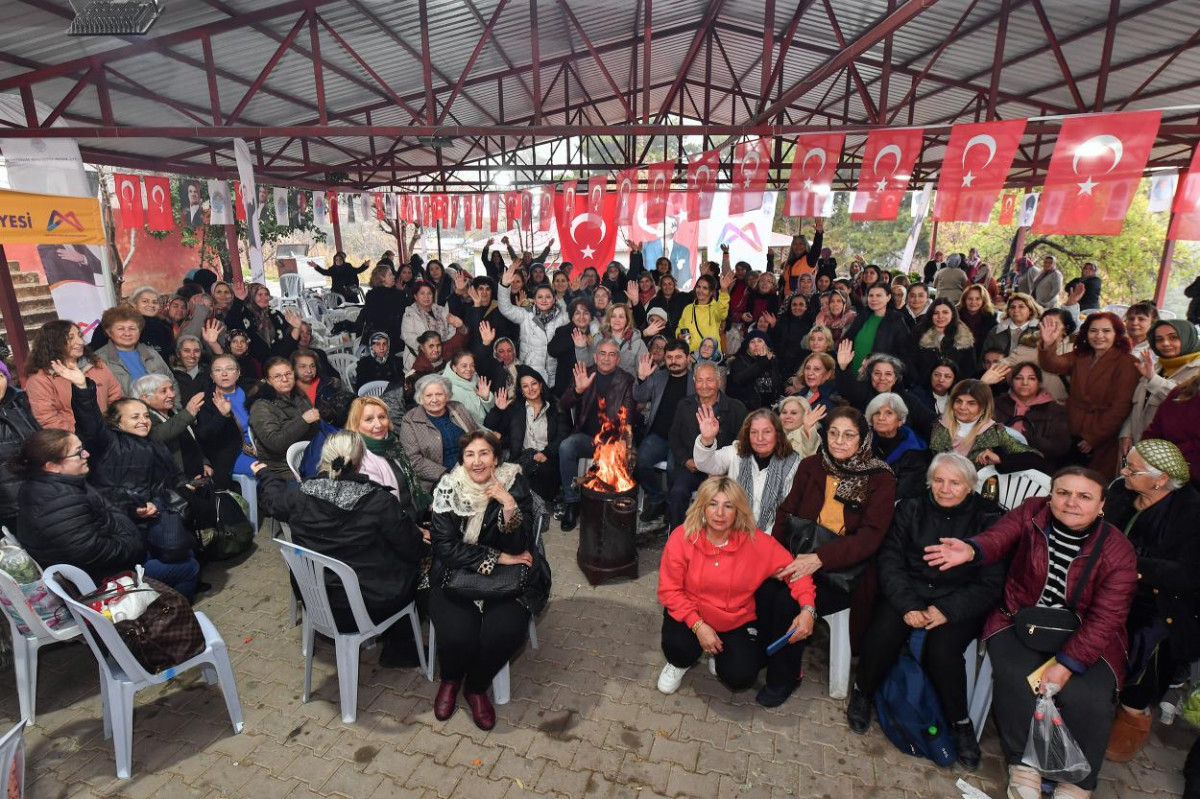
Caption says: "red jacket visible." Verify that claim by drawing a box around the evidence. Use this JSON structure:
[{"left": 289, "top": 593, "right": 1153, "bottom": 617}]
[
  {"left": 971, "top": 496, "right": 1137, "bottom": 686},
  {"left": 658, "top": 525, "right": 816, "bottom": 633}
]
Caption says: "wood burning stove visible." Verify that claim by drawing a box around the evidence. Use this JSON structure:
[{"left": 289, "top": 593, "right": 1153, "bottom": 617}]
[{"left": 574, "top": 398, "right": 639, "bottom": 585}]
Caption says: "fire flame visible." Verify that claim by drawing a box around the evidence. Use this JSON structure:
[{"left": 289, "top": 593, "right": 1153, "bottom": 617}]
[{"left": 580, "top": 398, "right": 636, "bottom": 493}]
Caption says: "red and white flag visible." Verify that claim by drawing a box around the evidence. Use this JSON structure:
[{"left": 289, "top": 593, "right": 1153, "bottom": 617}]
[
  {"left": 851, "top": 128, "right": 924, "bottom": 220},
  {"left": 234, "top": 182, "right": 247, "bottom": 222},
  {"left": 999, "top": 193, "right": 1018, "bottom": 225},
  {"left": 505, "top": 191, "right": 522, "bottom": 228},
  {"left": 374, "top": 193, "right": 386, "bottom": 222},
  {"left": 934, "top": 119, "right": 1026, "bottom": 223},
  {"left": 556, "top": 180, "right": 578, "bottom": 223},
  {"left": 143, "top": 176, "right": 174, "bottom": 231},
  {"left": 113, "top": 174, "right": 143, "bottom": 228},
  {"left": 645, "top": 160, "right": 674, "bottom": 225},
  {"left": 449, "top": 194, "right": 460, "bottom": 228},
  {"left": 587, "top": 175, "right": 606, "bottom": 215},
  {"left": 1034, "top": 110, "right": 1161, "bottom": 236},
  {"left": 488, "top": 193, "right": 500, "bottom": 232},
  {"left": 520, "top": 191, "right": 534, "bottom": 232},
  {"left": 687, "top": 149, "right": 721, "bottom": 221},
  {"left": 1169, "top": 145, "right": 1200, "bottom": 241},
  {"left": 555, "top": 191, "right": 618, "bottom": 275},
  {"left": 432, "top": 194, "right": 449, "bottom": 225},
  {"left": 464, "top": 196, "right": 474, "bottom": 231},
  {"left": 614, "top": 168, "right": 638, "bottom": 226},
  {"left": 538, "top": 187, "right": 554, "bottom": 232},
  {"left": 786, "top": 134, "right": 843, "bottom": 218},
  {"left": 731, "top": 137, "right": 771, "bottom": 215}
]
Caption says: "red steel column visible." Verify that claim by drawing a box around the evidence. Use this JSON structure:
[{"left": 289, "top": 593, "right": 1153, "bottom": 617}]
[{"left": 0, "top": 246, "right": 31, "bottom": 381}]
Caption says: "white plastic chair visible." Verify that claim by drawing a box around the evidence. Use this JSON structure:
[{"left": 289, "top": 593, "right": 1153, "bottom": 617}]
[
  {"left": 43, "top": 565, "right": 244, "bottom": 779},
  {"left": 1157, "top": 308, "right": 1177, "bottom": 320},
  {"left": 328, "top": 353, "right": 358, "bottom": 389},
  {"left": 233, "top": 474, "right": 259, "bottom": 535},
  {"left": 276, "top": 523, "right": 303, "bottom": 629},
  {"left": 357, "top": 380, "right": 389, "bottom": 398},
  {"left": 967, "top": 646, "right": 993, "bottom": 740},
  {"left": 274, "top": 540, "right": 427, "bottom": 723},
  {"left": 0, "top": 570, "right": 82, "bottom": 722},
  {"left": 0, "top": 720, "right": 26, "bottom": 799},
  {"left": 824, "top": 608, "right": 851, "bottom": 700},
  {"left": 286, "top": 441, "right": 308, "bottom": 481},
  {"left": 279, "top": 273, "right": 303, "bottom": 301},
  {"left": 975, "top": 466, "right": 1052, "bottom": 511}
]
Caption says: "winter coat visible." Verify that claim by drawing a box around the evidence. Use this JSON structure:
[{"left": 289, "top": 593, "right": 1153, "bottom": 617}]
[
  {"left": 313, "top": 261, "right": 369, "bottom": 300},
  {"left": 0, "top": 388, "right": 39, "bottom": 530},
  {"left": 932, "top": 266, "right": 967, "bottom": 304},
  {"left": 994, "top": 392, "right": 1073, "bottom": 464},
  {"left": 633, "top": 369, "right": 695, "bottom": 432},
  {"left": 259, "top": 471, "right": 426, "bottom": 615},
  {"left": 832, "top": 369, "right": 938, "bottom": 442},
  {"left": 430, "top": 473, "right": 549, "bottom": 615},
  {"left": 1021, "top": 267, "right": 1064, "bottom": 309},
  {"left": 25, "top": 360, "right": 123, "bottom": 433},
  {"left": 15, "top": 472, "right": 144, "bottom": 581},
  {"left": 929, "top": 420, "right": 1043, "bottom": 468},
  {"left": 496, "top": 290, "right": 570, "bottom": 388},
  {"left": 483, "top": 370, "right": 569, "bottom": 467},
  {"left": 442, "top": 363, "right": 495, "bottom": 426},
  {"left": 878, "top": 493, "right": 1005, "bottom": 623},
  {"left": 958, "top": 309, "right": 998, "bottom": 355},
  {"left": 397, "top": 402, "right": 479, "bottom": 493},
  {"left": 1121, "top": 358, "right": 1200, "bottom": 444},
  {"left": 1040, "top": 345, "right": 1140, "bottom": 478},
  {"left": 727, "top": 353, "right": 783, "bottom": 411},
  {"left": 194, "top": 389, "right": 246, "bottom": 490},
  {"left": 172, "top": 367, "right": 212, "bottom": 404},
  {"left": 465, "top": 303, "right": 519, "bottom": 361},
  {"left": 983, "top": 318, "right": 1040, "bottom": 359},
  {"left": 560, "top": 366, "right": 637, "bottom": 436},
  {"left": 675, "top": 295, "right": 730, "bottom": 351},
  {"left": 148, "top": 407, "right": 208, "bottom": 479},
  {"left": 576, "top": 330, "right": 647, "bottom": 378},
  {"left": 969, "top": 496, "right": 1137, "bottom": 686},
  {"left": 359, "top": 286, "right": 410, "bottom": 344},
  {"left": 910, "top": 323, "right": 978, "bottom": 389},
  {"left": 873, "top": 426, "right": 930, "bottom": 502},
  {"left": 223, "top": 300, "right": 299, "bottom": 365},
  {"left": 355, "top": 353, "right": 406, "bottom": 390},
  {"left": 668, "top": 393, "right": 747, "bottom": 477},
  {"left": 546, "top": 324, "right": 588, "bottom": 398},
  {"left": 400, "top": 303, "right": 456, "bottom": 370},
  {"left": 94, "top": 342, "right": 178, "bottom": 399},
  {"left": 246, "top": 383, "right": 317, "bottom": 482},
  {"left": 841, "top": 310, "right": 912, "bottom": 362},
  {"left": 1144, "top": 387, "right": 1200, "bottom": 489},
  {"left": 646, "top": 291, "right": 691, "bottom": 336},
  {"left": 1002, "top": 334, "right": 1071, "bottom": 403}
]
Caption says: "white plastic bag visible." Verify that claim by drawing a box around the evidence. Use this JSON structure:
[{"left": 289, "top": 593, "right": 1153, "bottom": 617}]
[
  {"left": 1021, "top": 685, "right": 1090, "bottom": 783},
  {"left": 88, "top": 566, "right": 160, "bottom": 623}
]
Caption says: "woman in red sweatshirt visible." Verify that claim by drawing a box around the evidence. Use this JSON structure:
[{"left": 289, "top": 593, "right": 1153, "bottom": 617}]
[{"left": 657, "top": 476, "right": 817, "bottom": 708}]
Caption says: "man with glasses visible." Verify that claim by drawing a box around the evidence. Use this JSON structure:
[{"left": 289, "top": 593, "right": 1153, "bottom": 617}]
[{"left": 558, "top": 339, "right": 638, "bottom": 531}]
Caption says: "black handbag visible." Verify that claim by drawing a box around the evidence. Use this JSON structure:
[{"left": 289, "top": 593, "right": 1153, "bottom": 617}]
[
  {"left": 1010, "top": 525, "right": 1109, "bottom": 653},
  {"left": 441, "top": 562, "right": 530, "bottom": 601},
  {"left": 778, "top": 514, "right": 867, "bottom": 595}
]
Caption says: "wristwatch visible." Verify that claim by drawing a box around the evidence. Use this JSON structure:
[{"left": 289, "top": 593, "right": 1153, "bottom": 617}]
[{"left": 801, "top": 605, "right": 818, "bottom": 620}]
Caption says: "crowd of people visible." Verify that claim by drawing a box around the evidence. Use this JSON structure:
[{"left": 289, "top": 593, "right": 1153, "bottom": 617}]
[{"left": 2, "top": 227, "right": 1199, "bottom": 798}]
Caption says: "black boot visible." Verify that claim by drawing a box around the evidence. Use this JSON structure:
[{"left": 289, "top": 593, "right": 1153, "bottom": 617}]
[
  {"left": 640, "top": 501, "right": 665, "bottom": 523},
  {"left": 846, "top": 686, "right": 872, "bottom": 734},
  {"left": 561, "top": 502, "right": 580, "bottom": 532},
  {"left": 952, "top": 720, "right": 981, "bottom": 771}
]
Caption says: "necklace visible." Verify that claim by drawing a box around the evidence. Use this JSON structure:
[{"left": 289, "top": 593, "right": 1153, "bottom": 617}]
[{"left": 711, "top": 537, "right": 730, "bottom": 566}]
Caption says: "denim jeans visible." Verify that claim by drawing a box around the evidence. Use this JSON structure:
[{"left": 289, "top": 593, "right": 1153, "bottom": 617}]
[
  {"left": 636, "top": 433, "right": 672, "bottom": 505},
  {"left": 143, "top": 554, "right": 201, "bottom": 601},
  {"left": 558, "top": 432, "right": 595, "bottom": 504}
]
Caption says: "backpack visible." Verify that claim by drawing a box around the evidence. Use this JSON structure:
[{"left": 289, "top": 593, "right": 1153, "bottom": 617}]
[
  {"left": 197, "top": 490, "right": 255, "bottom": 561},
  {"left": 874, "top": 630, "right": 958, "bottom": 766}
]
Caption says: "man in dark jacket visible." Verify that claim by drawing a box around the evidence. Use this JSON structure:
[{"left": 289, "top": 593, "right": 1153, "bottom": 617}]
[
  {"left": 667, "top": 362, "right": 747, "bottom": 529},
  {"left": 1065, "top": 262, "right": 1103, "bottom": 312},
  {"left": 633, "top": 339, "right": 694, "bottom": 521},
  {"left": 558, "top": 338, "right": 637, "bottom": 530}
]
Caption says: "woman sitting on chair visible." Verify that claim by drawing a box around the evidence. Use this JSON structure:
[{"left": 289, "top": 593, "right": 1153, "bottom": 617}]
[
  {"left": 346, "top": 396, "right": 430, "bottom": 517},
  {"left": 847, "top": 453, "right": 1004, "bottom": 771},
  {"left": 428, "top": 431, "right": 547, "bottom": 731},
  {"left": 247, "top": 357, "right": 320, "bottom": 482},
  {"left": 657, "top": 476, "right": 816, "bottom": 707},
  {"left": 255, "top": 431, "right": 427, "bottom": 668},
  {"left": 929, "top": 379, "right": 1045, "bottom": 472}
]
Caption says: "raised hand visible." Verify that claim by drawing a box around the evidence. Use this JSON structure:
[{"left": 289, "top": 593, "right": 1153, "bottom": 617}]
[
  {"left": 626, "top": 280, "right": 639, "bottom": 305},
  {"left": 719, "top": 243, "right": 730, "bottom": 255},
  {"left": 446, "top": 313, "right": 464, "bottom": 330},
  {"left": 573, "top": 361, "right": 595, "bottom": 395},
  {"left": 502, "top": 262, "right": 518, "bottom": 286},
  {"left": 801, "top": 403, "right": 827, "bottom": 432},
  {"left": 696, "top": 403, "right": 721, "bottom": 444},
  {"left": 50, "top": 358, "right": 87, "bottom": 388},
  {"left": 468, "top": 285, "right": 482, "bottom": 307},
  {"left": 212, "top": 390, "right": 232, "bottom": 417},
  {"left": 476, "top": 376, "right": 492, "bottom": 400},
  {"left": 644, "top": 317, "right": 666, "bottom": 337},
  {"left": 501, "top": 236, "right": 510, "bottom": 246},
  {"left": 284, "top": 309, "right": 302, "bottom": 330},
  {"left": 814, "top": 217, "right": 825, "bottom": 232},
  {"left": 979, "top": 362, "right": 1011, "bottom": 386},
  {"left": 637, "top": 352, "right": 657, "bottom": 381},
  {"left": 1135, "top": 349, "right": 1156, "bottom": 381},
  {"left": 185, "top": 392, "right": 205, "bottom": 417},
  {"left": 201, "top": 317, "right": 224, "bottom": 346},
  {"left": 568, "top": 272, "right": 581, "bottom": 291},
  {"left": 1040, "top": 315, "right": 1062, "bottom": 347},
  {"left": 455, "top": 269, "right": 471, "bottom": 292},
  {"left": 571, "top": 328, "right": 590, "bottom": 349},
  {"left": 923, "top": 538, "right": 975, "bottom": 571},
  {"left": 761, "top": 311, "right": 777, "bottom": 329},
  {"left": 479, "top": 320, "right": 496, "bottom": 346},
  {"left": 719, "top": 270, "right": 734, "bottom": 292},
  {"left": 494, "top": 387, "right": 510, "bottom": 410},
  {"left": 836, "top": 339, "right": 855, "bottom": 371}
]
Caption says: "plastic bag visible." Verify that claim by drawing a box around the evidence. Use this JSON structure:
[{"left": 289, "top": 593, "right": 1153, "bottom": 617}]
[
  {"left": 1021, "top": 685, "right": 1091, "bottom": 783},
  {"left": 87, "top": 566, "right": 160, "bottom": 623},
  {"left": 0, "top": 543, "right": 74, "bottom": 636}
]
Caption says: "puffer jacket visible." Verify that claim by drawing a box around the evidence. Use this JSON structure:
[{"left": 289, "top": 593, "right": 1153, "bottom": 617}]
[
  {"left": 910, "top": 322, "right": 978, "bottom": 388},
  {"left": 0, "top": 388, "right": 39, "bottom": 529},
  {"left": 429, "top": 472, "right": 549, "bottom": 615},
  {"left": 246, "top": 383, "right": 317, "bottom": 481},
  {"left": 877, "top": 493, "right": 1005, "bottom": 623},
  {"left": 397, "top": 401, "right": 479, "bottom": 493},
  {"left": 970, "top": 495, "right": 1137, "bottom": 685},
  {"left": 15, "top": 472, "right": 144, "bottom": 580},
  {"left": 258, "top": 471, "right": 426, "bottom": 614},
  {"left": 497, "top": 289, "right": 570, "bottom": 386}
]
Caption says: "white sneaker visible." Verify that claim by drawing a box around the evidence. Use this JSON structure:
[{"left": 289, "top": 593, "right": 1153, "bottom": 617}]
[
  {"left": 708, "top": 656, "right": 717, "bottom": 676},
  {"left": 657, "top": 663, "right": 690, "bottom": 694}
]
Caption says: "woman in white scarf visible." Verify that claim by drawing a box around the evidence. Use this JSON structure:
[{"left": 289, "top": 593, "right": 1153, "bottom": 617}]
[{"left": 442, "top": 351, "right": 495, "bottom": 426}]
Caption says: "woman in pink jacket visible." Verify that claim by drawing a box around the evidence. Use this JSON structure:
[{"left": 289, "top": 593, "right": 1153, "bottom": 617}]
[{"left": 24, "top": 320, "right": 122, "bottom": 432}]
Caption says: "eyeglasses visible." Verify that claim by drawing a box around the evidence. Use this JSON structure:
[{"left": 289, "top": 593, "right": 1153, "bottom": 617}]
[
  {"left": 62, "top": 448, "right": 86, "bottom": 461},
  {"left": 212, "top": 367, "right": 238, "bottom": 374},
  {"left": 269, "top": 371, "right": 295, "bottom": 381},
  {"left": 827, "top": 430, "right": 860, "bottom": 441},
  {"left": 1121, "top": 457, "right": 1153, "bottom": 477}
]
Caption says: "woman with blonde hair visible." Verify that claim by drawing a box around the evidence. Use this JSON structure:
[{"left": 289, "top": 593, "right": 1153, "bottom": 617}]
[
  {"left": 777, "top": 396, "right": 823, "bottom": 457},
  {"left": 346, "top": 396, "right": 430, "bottom": 516},
  {"left": 930, "top": 379, "right": 1043, "bottom": 471},
  {"left": 657, "top": 476, "right": 817, "bottom": 707}
]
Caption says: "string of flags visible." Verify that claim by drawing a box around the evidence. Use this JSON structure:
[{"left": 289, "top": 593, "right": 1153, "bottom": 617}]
[{"left": 111, "top": 108, "right": 1200, "bottom": 244}]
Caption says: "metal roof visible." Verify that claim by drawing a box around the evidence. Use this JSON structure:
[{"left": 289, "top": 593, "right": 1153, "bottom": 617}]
[{"left": 0, "top": 0, "right": 1197, "bottom": 190}]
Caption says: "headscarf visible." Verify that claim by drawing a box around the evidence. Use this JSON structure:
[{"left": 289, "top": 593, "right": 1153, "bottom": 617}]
[
  {"left": 431, "top": 462, "right": 522, "bottom": 544},
  {"left": 369, "top": 332, "right": 391, "bottom": 364},
  {"left": 244, "top": 281, "right": 275, "bottom": 343},
  {"left": 694, "top": 336, "right": 725, "bottom": 366},
  {"left": 1133, "top": 438, "right": 1191, "bottom": 486},
  {"left": 820, "top": 428, "right": 892, "bottom": 507},
  {"left": 1150, "top": 319, "right": 1200, "bottom": 379}
]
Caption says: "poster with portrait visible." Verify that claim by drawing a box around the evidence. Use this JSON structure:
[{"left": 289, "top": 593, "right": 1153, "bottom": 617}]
[
  {"left": 178, "top": 178, "right": 207, "bottom": 228},
  {"left": 207, "top": 180, "right": 232, "bottom": 225}
]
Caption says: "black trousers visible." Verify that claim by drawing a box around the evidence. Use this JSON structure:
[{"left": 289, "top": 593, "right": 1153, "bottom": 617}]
[
  {"left": 330, "top": 595, "right": 419, "bottom": 656},
  {"left": 660, "top": 580, "right": 808, "bottom": 691},
  {"left": 428, "top": 587, "right": 531, "bottom": 694},
  {"left": 988, "top": 626, "right": 1117, "bottom": 791},
  {"left": 852, "top": 598, "right": 981, "bottom": 722},
  {"left": 1121, "top": 633, "right": 1183, "bottom": 711},
  {"left": 667, "top": 470, "right": 706, "bottom": 530},
  {"left": 523, "top": 455, "right": 561, "bottom": 504}
]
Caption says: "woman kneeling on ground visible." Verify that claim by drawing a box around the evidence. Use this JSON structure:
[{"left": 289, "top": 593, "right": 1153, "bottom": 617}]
[{"left": 657, "top": 476, "right": 817, "bottom": 707}]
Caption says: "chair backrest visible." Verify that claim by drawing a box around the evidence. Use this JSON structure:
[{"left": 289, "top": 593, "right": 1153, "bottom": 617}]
[
  {"left": 0, "top": 569, "right": 77, "bottom": 643},
  {"left": 280, "top": 273, "right": 303, "bottom": 299},
  {"left": 1157, "top": 308, "right": 1177, "bottom": 320},
  {"left": 0, "top": 719, "right": 26, "bottom": 799},
  {"left": 285, "top": 441, "right": 308, "bottom": 480},
  {"left": 357, "top": 380, "right": 389, "bottom": 397},
  {"left": 325, "top": 292, "right": 345, "bottom": 309},
  {"left": 976, "top": 466, "right": 1052, "bottom": 511},
  {"left": 42, "top": 565, "right": 157, "bottom": 684},
  {"left": 1102, "top": 303, "right": 1129, "bottom": 316},
  {"left": 328, "top": 354, "right": 357, "bottom": 388},
  {"left": 273, "top": 539, "right": 375, "bottom": 635}
]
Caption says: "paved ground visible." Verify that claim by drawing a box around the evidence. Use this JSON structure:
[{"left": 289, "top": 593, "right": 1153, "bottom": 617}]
[{"left": 1, "top": 521, "right": 1193, "bottom": 799}]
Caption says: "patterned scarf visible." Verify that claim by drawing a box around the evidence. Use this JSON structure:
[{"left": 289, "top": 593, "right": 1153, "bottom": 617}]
[
  {"left": 737, "top": 452, "right": 799, "bottom": 531},
  {"left": 361, "top": 432, "right": 432, "bottom": 515},
  {"left": 820, "top": 431, "right": 892, "bottom": 508},
  {"left": 431, "top": 462, "right": 521, "bottom": 544},
  {"left": 533, "top": 303, "right": 560, "bottom": 330}
]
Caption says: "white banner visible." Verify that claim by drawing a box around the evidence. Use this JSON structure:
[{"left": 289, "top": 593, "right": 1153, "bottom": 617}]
[
  {"left": 1148, "top": 170, "right": 1178, "bottom": 213},
  {"left": 232, "top": 138, "right": 265, "bottom": 283},
  {"left": 1019, "top": 192, "right": 1040, "bottom": 228},
  {"left": 273, "top": 187, "right": 289, "bottom": 225},
  {"left": 313, "top": 191, "right": 329, "bottom": 227},
  {"left": 207, "top": 180, "right": 232, "bottom": 225},
  {"left": 900, "top": 185, "right": 933, "bottom": 274},
  {"left": 704, "top": 191, "right": 778, "bottom": 275}
]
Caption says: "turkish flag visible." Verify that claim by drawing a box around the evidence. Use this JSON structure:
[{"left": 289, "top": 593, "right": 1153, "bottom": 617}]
[
  {"left": 1169, "top": 145, "right": 1200, "bottom": 240},
  {"left": 999, "top": 193, "right": 1018, "bottom": 225},
  {"left": 143, "top": 176, "right": 174, "bottom": 231},
  {"left": 422, "top": 195, "right": 431, "bottom": 227},
  {"left": 731, "top": 137, "right": 771, "bottom": 215},
  {"left": 614, "top": 168, "right": 638, "bottom": 226},
  {"left": 538, "top": 187, "right": 554, "bottom": 232},
  {"left": 934, "top": 119, "right": 1026, "bottom": 223},
  {"left": 687, "top": 149, "right": 720, "bottom": 221},
  {"left": 645, "top": 160, "right": 674, "bottom": 225},
  {"left": 434, "top": 194, "right": 450, "bottom": 225},
  {"left": 505, "top": 191, "right": 522, "bottom": 228},
  {"left": 328, "top": 192, "right": 339, "bottom": 225},
  {"left": 113, "top": 174, "right": 143, "bottom": 228},
  {"left": 1034, "top": 110, "right": 1161, "bottom": 235},
  {"left": 786, "top": 134, "right": 843, "bottom": 218},
  {"left": 520, "top": 191, "right": 534, "bottom": 231},
  {"left": 488, "top": 193, "right": 500, "bottom": 232},
  {"left": 234, "top": 182, "right": 247, "bottom": 222},
  {"left": 374, "top": 194, "right": 385, "bottom": 222},
  {"left": 555, "top": 191, "right": 618, "bottom": 275},
  {"left": 587, "top": 175, "right": 606, "bottom": 214},
  {"left": 464, "top": 196, "right": 473, "bottom": 231},
  {"left": 852, "top": 128, "right": 924, "bottom": 220},
  {"left": 450, "top": 195, "right": 460, "bottom": 228},
  {"left": 625, "top": 193, "right": 656, "bottom": 245}
]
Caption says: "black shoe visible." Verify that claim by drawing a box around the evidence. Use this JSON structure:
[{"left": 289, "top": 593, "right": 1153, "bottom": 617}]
[
  {"left": 756, "top": 679, "right": 800, "bottom": 708},
  {"left": 552, "top": 500, "right": 566, "bottom": 520},
  {"left": 847, "top": 686, "right": 872, "bottom": 734},
  {"left": 561, "top": 503, "right": 580, "bottom": 531},
  {"left": 952, "top": 720, "right": 981, "bottom": 771},
  {"left": 639, "top": 501, "right": 665, "bottom": 523}
]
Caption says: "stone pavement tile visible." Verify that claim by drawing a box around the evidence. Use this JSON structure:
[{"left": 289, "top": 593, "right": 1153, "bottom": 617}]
[
  {"left": 752, "top": 706, "right": 804, "bottom": 740},
  {"left": 724, "top": 726, "right": 777, "bottom": 757},
  {"left": 537, "top": 761, "right": 593, "bottom": 797},
  {"left": 745, "top": 753, "right": 802, "bottom": 791},
  {"left": 489, "top": 747, "right": 548, "bottom": 788},
  {"left": 363, "top": 686, "right": 425, "bottom": 722},
  {"left": 693, "top": 742, "right": 750, "bottom": 779},
  {"left": 647, "top": 734, "right": 701, "bottom": 770},
  {"left": 570, "top": 742, "right": 625, "bottom": 777},
  {"left": 589, "top": 697, "right": 641, "bottom": 728},
  {"left": 794, "top": 765, "right": 858, "bottom": 799},
  {"left": 366, "top": 776, "right": 435, "bottom": 799},
  {"left": 236, "top": 769, "right": 307, "bottom": 799},
  {"left": 706, "top": 698, "right": 756, "bottom": 731},
  {"left": 665, "top": 763, "right": 722, "bottom": 798},
  {"left": 523, "top": 728, "right": 586, "bottom": 768},
  {"left": 403, "top": 758, "right": 467, "bottom": 798},
  {"left": 318, "top": 760, "right": 386, "bottom": 798},
  {"left": 510, "top": 678, "right": 561, "bottom": 709},
  {"left": 715, "top": 772, "right": 757, "bottom": 799},
  {"left": 660, "top": 690, "right": 711, "bottom": 722},
  {"left": 602, "top": 722, "right": 656, "bottom": 759},
  {"left": 183, "top": 755, "right": 265, "bottom": 797},
  {"left": 448, "top": 772, "right": 513, "bottom": 799},
  {"left": 483, "top": 719, "right": 539, "bottom": 756},
  {"left": 1129, "top": 760, "right": 1187, "bottom": 795},
  {"left": 618, "top": 752, "right": 672, "bottom": 794},
  {"left": 633, "top": 705, "right": 684, "bottom": 737},
  {"left": 822, "top": 746, "right": 875, "bottom": 784},
  {"left": 242, "top": 737, "right": 301, "bottom": 774},
  {"left": 366, "top": 746, "right": 426, "bottom": 784},
  {"left": 771, "top": 735, "right": 825, "bottom": 774},
  {"left": 146, "top": 776, "right": 219, "bottom": 799},
  {"left": 445, "top": 736, "right": 498, "bottom": 776},
  {"left": 278, "top": 718, "right": 349, "bottom": 757},
  {"left": 1092, "top": 777, "right": 1160, "bottom": 799},
  {"left": 619, "top": 682, "right": 668, "bottom": 714},
  {"left": 678, "top": 714, "right": 729, "bottom": 748}
]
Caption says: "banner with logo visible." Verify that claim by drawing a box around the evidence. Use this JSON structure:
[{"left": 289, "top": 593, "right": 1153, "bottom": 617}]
[
  {"left": 705, "top": 190, "right": 778, "bottom": 275},
  {"left": 0, "top": 189, "right": 105, "bottom": 246}
]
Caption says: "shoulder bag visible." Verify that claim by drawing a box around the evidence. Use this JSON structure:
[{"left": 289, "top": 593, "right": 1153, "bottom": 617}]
[
  {"left": 1010, "top": 525, "right": 1109, "bottom": 653},
  {"left": 778, "top": 513, "right": 868, "bottom": 595}
]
